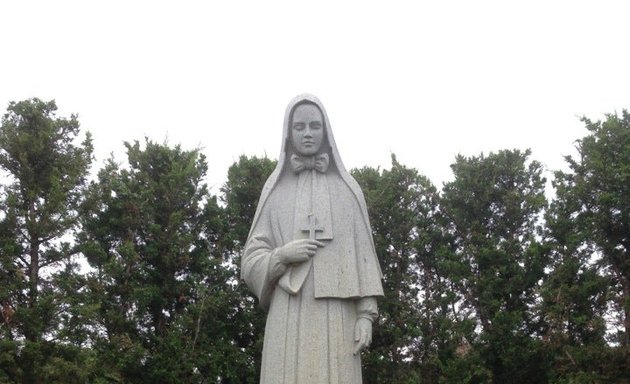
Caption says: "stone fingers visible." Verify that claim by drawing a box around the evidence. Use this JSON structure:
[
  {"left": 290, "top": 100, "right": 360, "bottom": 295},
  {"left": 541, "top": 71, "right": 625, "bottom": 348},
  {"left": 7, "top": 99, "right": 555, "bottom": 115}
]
[
  {"left": 278, "top": 239, "right": 326, "bottom": 264},
  {"left": 300, "top": 240, "right": 325, "bottom": 257},
  {"left": 309, "top": 240, "right": 325, "bottom": 247},
  {"left": 353, "top": 328, "right": 367, "bottom": 355},
  {"left": 301, "top": 243, "right": 317, "bottom": 256},
  {"left": 352, "top": 337, "right": 367, "bottom": 356}
]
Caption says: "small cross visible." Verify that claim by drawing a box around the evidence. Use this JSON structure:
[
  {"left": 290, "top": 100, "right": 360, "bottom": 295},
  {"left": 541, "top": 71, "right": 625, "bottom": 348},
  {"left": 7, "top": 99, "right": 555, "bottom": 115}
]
[{"left": 302, "top": 213, "right": 324, "bottom": 240}]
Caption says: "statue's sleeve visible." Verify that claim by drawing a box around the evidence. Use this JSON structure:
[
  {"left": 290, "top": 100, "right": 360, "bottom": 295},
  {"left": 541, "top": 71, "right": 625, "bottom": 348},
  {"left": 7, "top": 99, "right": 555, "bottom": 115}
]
[
  {"left": 357, "top": 297, "right": 379, "bottom": 323},
  {"left": 241, "top": 206, "right": 286, "bottom": 309}
]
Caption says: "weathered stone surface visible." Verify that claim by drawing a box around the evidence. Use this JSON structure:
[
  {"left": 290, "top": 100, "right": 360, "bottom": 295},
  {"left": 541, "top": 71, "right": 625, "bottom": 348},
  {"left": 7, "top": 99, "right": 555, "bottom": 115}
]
[{"left": 241, "top": 94, "right": 384, "bottom": 383}]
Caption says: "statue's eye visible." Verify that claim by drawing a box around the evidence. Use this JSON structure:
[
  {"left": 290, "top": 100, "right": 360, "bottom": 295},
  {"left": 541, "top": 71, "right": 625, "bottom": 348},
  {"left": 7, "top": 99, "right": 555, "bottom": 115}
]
[
  {"left": 310, "top": 122, "right": 322, "bottom": 130},
  {"left": 293, "top": 123, "right": 305, "bottom": 131}
]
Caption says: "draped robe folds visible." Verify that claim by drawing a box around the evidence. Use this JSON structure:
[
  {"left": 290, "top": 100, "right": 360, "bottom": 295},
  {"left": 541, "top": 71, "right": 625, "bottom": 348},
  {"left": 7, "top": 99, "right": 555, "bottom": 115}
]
[{"left": 242, "top": 167, "right": 384, "bottom": 384}]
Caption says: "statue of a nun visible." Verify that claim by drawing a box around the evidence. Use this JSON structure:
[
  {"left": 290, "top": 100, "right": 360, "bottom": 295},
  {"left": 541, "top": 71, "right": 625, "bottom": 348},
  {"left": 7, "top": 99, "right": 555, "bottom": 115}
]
[{"left": 242, "top": 94, "right": 384, "bottom": 383}]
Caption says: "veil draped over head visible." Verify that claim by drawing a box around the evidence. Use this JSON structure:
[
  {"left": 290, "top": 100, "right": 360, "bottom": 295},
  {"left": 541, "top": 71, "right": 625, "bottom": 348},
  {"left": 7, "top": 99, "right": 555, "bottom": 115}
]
[{"left": 248, "top": 94, "right": 377, "bottom": 255}]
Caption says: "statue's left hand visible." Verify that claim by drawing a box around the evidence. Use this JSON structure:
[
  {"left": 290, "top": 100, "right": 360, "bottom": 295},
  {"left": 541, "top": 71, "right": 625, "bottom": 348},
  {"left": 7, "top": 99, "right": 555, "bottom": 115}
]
[{"left": 352, "top": 317, "right": 372, "bottom": 355}]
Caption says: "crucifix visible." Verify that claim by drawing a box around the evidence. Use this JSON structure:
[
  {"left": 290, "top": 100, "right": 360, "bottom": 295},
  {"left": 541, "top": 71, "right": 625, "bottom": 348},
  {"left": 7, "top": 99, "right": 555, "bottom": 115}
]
[{"left": 302, "top": 213, "right": 324, "bottom": 240}]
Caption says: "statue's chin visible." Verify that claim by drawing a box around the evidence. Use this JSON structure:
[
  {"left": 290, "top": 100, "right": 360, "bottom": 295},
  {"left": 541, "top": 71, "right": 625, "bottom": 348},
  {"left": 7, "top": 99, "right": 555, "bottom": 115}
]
[{"left": 295, "top": 147, "right": 319, "bottom": 156}]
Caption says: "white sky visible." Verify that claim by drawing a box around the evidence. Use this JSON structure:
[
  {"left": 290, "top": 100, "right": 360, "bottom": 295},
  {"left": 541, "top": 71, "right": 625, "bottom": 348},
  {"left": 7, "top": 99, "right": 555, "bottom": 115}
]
[{"left": 1, "top": 1, "right": 629, "bottom": 194}]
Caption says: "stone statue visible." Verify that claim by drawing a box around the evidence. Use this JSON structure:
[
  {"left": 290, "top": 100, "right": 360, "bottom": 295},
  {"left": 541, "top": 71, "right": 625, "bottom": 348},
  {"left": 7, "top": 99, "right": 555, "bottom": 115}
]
[{"left": 241, "top": 94, "right": 384, "bottom": 383}]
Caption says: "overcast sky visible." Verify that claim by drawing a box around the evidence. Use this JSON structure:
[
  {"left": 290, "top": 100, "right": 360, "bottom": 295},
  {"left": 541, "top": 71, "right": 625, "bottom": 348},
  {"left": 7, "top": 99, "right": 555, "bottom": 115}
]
[{"left": 1, "top": 1, "right": 629, "bottom": 194}]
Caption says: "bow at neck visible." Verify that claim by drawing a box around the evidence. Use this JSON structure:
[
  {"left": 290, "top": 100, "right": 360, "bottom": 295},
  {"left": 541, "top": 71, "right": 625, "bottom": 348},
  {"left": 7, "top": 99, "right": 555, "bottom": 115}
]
[{"left": 290, "top": 153, "right": 330, "bottom": 173}]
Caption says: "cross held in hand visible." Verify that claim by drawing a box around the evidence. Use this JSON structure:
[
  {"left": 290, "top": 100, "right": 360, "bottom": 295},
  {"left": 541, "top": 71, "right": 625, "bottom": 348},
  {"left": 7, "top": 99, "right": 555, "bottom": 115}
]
[{"left": 302, "top": 213, "right": 324, "bottom": 240}]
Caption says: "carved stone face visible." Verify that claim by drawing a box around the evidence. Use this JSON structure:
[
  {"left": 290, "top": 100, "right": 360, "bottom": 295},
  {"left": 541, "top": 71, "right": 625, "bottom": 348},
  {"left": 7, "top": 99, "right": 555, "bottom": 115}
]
[{"left": 291, "top": 103, "right": 324, "bottom": 156}]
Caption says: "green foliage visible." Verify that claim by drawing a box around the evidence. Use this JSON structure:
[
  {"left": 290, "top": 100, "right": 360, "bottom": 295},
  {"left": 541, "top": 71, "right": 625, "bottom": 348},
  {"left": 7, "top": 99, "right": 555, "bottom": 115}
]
[
  {"left": 219, "top": 155, "right": 276, "bottom": 382},
  {"left": 220, "top": 155, "right": 277, "bottom": 253},
  {"left": 440, "top": 149, "right": 549, "bottom": 383},
  {"left": 439, "top": 347, "right": 493, "bottom": 384},
  {"left": 549, "top": 110, "right": 630, "bottom": 379},
  {"left": 77, "top": 139, "right": 240, "bottom": 383},
  {"left": 353, "top": 155, "right": 458, "bottom": 383},
  {"left": 543, "top": 174, "right": 611, "bottom": 381},
  {"left": 0, "top": 98, "right": 93, "bottom": 383}
]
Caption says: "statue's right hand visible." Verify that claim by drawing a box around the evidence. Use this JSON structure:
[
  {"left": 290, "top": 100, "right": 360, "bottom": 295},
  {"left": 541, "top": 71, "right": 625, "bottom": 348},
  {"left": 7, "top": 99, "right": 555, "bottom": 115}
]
[{"left": 276, "top": 239, "right": 325, "bottom": 265}]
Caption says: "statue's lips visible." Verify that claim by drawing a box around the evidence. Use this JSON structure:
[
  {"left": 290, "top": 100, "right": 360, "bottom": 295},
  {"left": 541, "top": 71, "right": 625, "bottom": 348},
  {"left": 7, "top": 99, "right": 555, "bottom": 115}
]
[{"left": 302, "top": 141, "right": 315, "bottom": 146}]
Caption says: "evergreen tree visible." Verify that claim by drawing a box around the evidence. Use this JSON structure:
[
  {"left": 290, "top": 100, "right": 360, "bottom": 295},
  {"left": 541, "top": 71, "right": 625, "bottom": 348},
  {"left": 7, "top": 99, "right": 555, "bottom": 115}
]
[
  {"left": 440, "top": 149, "right": 549, "bottom": 383},
  {"left": 353, "top": 156, "right": 457, "bottom": 383},
  {"left": 77, "top": 139, "right": 237, "bottom": 383},
  {"left": 0, "top": 99, "right": 93, "bottom": 383},
  {"left": 219, "top": 155, "right": 276, "bottom": 383},
  {"left": 550, "top": 111, "right": 630, "bottom": 378},
  {"left": 542, "top": 186, "right": 612, "bottom": 382},
  {"left": 220, "top": 155, "right": 277, "bottom": 254}
]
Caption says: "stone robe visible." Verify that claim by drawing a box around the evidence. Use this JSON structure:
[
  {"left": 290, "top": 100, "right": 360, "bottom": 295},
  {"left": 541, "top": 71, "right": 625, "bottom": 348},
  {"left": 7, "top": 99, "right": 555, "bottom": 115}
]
[{"left": 242, "top": 167, "right": 383, "bottom": 384}]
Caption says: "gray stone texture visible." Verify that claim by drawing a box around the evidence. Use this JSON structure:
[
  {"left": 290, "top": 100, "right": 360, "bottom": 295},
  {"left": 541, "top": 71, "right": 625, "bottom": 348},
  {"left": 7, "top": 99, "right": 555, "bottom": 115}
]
[{"left": 242, "top": 94, "right": 384, "bottom": 383}]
